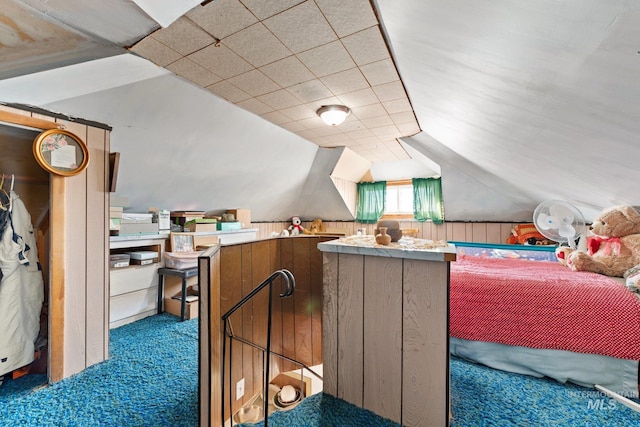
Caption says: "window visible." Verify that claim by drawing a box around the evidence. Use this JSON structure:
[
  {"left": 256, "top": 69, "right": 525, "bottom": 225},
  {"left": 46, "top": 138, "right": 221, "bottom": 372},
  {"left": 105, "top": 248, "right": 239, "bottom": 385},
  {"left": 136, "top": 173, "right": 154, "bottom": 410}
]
[
  {"left": 356, "top": 178, "right": 444, "bottom": 224},
  {"left": 382, "top": 180, "right": 414, "bottom": 219}
]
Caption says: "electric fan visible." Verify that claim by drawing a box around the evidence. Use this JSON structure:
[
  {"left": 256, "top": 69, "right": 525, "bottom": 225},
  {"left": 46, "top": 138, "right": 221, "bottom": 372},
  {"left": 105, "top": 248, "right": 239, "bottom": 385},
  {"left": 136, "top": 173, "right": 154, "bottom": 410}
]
[{"left": 533, "top": 200, "right": 586, "bottom": 249}]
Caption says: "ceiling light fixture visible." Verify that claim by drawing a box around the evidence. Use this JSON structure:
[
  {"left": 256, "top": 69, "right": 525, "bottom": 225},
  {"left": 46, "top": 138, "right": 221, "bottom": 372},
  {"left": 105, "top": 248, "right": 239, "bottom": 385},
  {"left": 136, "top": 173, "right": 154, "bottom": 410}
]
[{"left": 317, "top": 105, "right": 351, "bottom": 126}]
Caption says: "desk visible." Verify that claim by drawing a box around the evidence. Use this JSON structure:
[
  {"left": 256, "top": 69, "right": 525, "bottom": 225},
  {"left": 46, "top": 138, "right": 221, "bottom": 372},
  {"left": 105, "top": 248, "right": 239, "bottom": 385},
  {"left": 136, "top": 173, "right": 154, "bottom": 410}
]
[{"left": 157, "top": 267, "right": 198, "bottom": 321}]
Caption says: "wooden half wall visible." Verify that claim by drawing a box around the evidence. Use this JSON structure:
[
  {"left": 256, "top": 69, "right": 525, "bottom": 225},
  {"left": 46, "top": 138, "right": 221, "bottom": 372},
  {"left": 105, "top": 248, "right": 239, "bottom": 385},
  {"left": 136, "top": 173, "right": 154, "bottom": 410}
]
[
  {"left": 199, "top": 235, "right": 332, "bottom": 426},
  {"left": 0, "top": 104, "right": 111, "bottom": 382}
]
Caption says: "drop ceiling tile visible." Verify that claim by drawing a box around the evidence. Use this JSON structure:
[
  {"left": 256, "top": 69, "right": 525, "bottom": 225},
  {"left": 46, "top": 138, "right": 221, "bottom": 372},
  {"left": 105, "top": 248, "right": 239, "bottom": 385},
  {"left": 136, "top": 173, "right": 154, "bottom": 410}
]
[
  {"left": 224, "top": 23, "right": 291, "bottom": 68},
  {"left": 320, "top": 68, "right": 369, "bottom": 95},
  {"left": 372, "top": 81, "right": 407, "bottom": 102},
  {"left": 186, "top": 0, "right": 258, "bottom": 39},
  {"left": 298, "top": 116, "right": 326, "bottom": 129},
  {"left": 352, "top": 104, "right": 387, "bottom": 119},
  {"left": 240, "top": 0, "right": 306, "bottom": 20},
  {"left": 206, "top": 81, "right": 252, "bottom": 103},
  {"left": 260, "top": 110, "right": 293, "bottom": 125},
  {"left": 131, "top": 37, "right": 182, "bottom": 67},
  {"left": 361, "top": 115, "right": 395, "bottom": 129},
  {"left": 397, "top": 122, "right": 421, "bottom": 135},
  {"left": 342, "top": 26, "right": 389, "bottom": 66},
  {"left": 298, "top": 129, "right": 322, "bottom": 139},
  {"left": 337, "top": 88, "right": 379, "bottom": 108},
  {"left": 345, "top": 128, "right": 374, "bottom": 139},
  {"left": 236, "top": 97, "right": 274, "bottom": 115},
  {"left": 188, "top": 44, "right": 253, "bottom": 79},
  {"left": 152, "top": 17, "right": 216, "bottom": 56},
  {"left": 257, "top": 89, "right": 302, "bottom": 109},
  {"left": 339, "top": 120, "right": 366, "bottom": 133},
  {"left": 390, "top": 111, "right": 417, "bottom": 125},
  {"left": 296, "top": 41, "right": 355, "bottom": 78},
  {"left": 287, "top": 79, "right": 333, "bottom": 102},
  {"left": 280, "top": 104, "right": 316, "bottom": 121},
  {"left": 370, "top": 124, "right": 400, "bottom": 138},
  {"left": 166, "top": 57, "right": 222, "bottom": 87},
  {"left": 264, "top": 1, "right": 337, "bottom": 54},
  {"left": 316, "top": 0, "right": 378, "bottom": 38},
  {"left": 227, "top": 69, "right": 279, "bottom": 97},
  {"left": 260, "top": 56, "right": 315, "bottom": 87},
  {"left": 360, "top": 59, "right": 400, "bottom": 86},
  {"left": 313, "top": 124, "right": 343, "bottom": 136},
  {"left": 280, "top": 121, "right": 307, "bottom": 132},
  {"left": 382, "top": 98, "right": 413, "bottom": 114}
]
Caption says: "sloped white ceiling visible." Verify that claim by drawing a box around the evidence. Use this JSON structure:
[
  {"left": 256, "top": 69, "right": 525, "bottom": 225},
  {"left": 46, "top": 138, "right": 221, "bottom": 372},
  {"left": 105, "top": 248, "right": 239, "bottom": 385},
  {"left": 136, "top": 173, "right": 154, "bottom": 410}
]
[{"left": 2, "top": 0, "right": 640, "bottom": 223}]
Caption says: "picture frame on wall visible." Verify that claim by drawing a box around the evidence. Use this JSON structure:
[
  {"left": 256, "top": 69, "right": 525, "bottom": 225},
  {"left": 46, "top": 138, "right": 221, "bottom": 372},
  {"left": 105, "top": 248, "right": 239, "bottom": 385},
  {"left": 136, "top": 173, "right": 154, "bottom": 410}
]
[{"left": 32, "top": 129, "right": 89, "bottom": 176}]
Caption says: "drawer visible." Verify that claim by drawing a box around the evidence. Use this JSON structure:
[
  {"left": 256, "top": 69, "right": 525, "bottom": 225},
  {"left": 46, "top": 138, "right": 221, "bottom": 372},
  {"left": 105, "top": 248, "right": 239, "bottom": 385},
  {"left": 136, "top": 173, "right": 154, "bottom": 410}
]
[
  {"left": 110, "top": 264, "right": 159, "bottom": 297},
  {"left": 109, "top": 287, "right": 157, "bottom": 325}
]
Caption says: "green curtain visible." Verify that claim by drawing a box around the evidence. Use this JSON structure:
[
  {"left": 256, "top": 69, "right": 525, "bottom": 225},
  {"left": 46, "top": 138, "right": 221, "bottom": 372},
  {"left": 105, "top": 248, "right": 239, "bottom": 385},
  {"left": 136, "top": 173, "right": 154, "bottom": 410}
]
[
  {"left": 355, "top": 181, "right": 386, "bottom": 224},
  {"left": 412, "top": 177, "right": 444, "bottom": 224}
]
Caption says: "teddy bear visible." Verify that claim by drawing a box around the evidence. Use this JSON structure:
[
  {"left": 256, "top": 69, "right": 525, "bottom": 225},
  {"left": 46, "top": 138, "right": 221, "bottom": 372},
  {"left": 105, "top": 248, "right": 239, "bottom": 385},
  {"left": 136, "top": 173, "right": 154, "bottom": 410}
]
[
  {"left": 288, "top": 216, "right": 304, "bottom": 235},
  {"left": 563, "top": 205, "right": 640, "bottom": 277}
]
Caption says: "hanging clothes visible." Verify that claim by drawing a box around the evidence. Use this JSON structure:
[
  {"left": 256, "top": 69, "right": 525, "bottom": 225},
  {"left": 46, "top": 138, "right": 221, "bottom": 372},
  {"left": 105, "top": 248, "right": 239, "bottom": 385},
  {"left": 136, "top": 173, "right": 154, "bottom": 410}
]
[{"left": 0, "top": 187, "right": 44, "bottom": 377}]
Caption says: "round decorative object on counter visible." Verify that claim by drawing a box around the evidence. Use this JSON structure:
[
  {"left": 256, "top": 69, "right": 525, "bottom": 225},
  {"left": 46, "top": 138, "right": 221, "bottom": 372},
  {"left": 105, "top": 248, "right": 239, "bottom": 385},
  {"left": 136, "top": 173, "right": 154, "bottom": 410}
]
[
  {"left": 375, "top": 227, "right": 392, "bottom": 245},
  {"left": 375, "top": 220, "right": 402, "bottom": 242}
]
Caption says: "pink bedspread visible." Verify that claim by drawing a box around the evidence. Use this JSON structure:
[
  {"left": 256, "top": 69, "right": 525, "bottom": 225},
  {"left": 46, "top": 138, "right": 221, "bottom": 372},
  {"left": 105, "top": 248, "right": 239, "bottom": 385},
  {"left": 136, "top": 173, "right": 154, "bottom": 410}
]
[{"left": 450, "top": 255, "right": 640, "bottom": 360}]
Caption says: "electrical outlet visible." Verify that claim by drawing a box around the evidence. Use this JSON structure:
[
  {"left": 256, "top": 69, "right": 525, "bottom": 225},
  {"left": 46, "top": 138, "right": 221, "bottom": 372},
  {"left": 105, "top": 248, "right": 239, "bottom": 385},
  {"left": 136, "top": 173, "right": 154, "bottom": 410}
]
[{"left": 236, "top": 378, "right": 245, "bottom": 400}]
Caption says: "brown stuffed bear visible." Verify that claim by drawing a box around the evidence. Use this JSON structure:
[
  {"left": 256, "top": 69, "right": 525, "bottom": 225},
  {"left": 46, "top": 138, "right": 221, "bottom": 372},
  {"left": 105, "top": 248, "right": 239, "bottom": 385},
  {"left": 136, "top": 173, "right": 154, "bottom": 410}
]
[
  {"left": 306, "top": 218, "right": 326, "bottom": 235},
  {"left": 566, "top": 205, "right": 640, "bottom": 277}
]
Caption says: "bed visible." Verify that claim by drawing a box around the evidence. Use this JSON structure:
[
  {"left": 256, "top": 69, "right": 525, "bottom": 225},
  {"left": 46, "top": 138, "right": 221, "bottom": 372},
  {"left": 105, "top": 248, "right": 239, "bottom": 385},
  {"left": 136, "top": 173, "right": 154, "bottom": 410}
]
[{"left": 449, "top": 242, "right": 640, "bottom": 398}]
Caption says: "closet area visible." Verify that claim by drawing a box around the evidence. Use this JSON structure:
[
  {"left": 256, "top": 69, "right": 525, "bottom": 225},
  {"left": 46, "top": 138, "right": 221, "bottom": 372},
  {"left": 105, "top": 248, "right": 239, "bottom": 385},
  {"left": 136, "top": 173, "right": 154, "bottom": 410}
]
[
  {"left": 0, "top": 104, "right": 112, "bottom": 384},
  {"left": 0, "top": 123, "right": 49, "bottom": 383}
]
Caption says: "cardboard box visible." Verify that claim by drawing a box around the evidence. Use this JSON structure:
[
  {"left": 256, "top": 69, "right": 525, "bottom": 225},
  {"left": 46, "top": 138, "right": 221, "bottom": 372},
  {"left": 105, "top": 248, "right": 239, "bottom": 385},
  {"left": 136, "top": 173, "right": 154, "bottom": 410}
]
[
  {"left": 270, "top": 371, "right": 312, "bottom": 398},
  {"left": 183, "top": 218, "right": 218, "bottom": 232},
  {"left": 217, "top": 221, "right": 241, "bottom": 231},
  {"left": 226, "top": 209, "right": 251, "bottom": 228},
  {"left": 164, "top": 286, "right": 199, "bottom": 320}
]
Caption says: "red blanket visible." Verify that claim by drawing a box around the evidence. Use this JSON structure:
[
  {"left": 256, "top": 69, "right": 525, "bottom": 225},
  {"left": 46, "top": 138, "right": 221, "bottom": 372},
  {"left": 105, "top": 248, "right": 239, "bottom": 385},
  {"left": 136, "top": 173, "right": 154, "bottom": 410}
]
[{"left": 450, "top": 255, "right": 640, "bottom": 360}]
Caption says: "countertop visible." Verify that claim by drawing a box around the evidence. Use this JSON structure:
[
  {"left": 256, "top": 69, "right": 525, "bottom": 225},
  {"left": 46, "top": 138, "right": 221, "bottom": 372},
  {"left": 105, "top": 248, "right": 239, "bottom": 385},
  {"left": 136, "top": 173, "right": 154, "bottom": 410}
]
[{"left": 317, "top": 235, "right": 457, "bottom": 262}]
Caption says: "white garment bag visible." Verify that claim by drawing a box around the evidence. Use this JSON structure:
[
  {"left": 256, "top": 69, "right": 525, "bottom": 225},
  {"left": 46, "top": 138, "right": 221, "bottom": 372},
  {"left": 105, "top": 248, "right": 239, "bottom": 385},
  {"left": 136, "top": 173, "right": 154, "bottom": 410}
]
[{"left": 0, "top": 187, "right": 45, "bottom": 377}]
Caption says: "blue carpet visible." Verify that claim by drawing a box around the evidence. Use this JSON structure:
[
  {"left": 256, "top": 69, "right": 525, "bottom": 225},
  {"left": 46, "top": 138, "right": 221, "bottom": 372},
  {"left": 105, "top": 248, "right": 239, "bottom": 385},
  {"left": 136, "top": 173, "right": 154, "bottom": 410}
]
[{"left": 2, "top": 314, "right": 640, "bottom": 426}]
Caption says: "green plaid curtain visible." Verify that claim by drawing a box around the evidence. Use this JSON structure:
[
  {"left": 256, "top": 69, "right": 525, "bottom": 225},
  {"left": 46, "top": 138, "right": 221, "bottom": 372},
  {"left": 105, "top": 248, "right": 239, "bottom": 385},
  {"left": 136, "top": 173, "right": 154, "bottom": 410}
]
[
  {"left": 412, "top": 177, "right": 444, "bottom": 224},
  {"left": 355, "top": 181, "right": 386, "bottom": 224}
]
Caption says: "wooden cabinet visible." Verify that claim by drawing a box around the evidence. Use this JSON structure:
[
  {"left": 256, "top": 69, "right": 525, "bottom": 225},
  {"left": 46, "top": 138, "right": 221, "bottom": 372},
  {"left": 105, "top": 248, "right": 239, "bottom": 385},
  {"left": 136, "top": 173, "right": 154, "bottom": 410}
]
[{"left": 109, "top": 235, "right": 167, "bottom": 328}]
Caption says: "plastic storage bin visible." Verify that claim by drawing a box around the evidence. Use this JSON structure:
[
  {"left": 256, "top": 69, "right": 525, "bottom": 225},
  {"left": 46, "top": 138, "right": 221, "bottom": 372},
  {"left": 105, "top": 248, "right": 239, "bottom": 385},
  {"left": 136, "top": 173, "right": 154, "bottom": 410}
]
[{"left": 163, "top": 251, "right": 203, "bottom": 269}]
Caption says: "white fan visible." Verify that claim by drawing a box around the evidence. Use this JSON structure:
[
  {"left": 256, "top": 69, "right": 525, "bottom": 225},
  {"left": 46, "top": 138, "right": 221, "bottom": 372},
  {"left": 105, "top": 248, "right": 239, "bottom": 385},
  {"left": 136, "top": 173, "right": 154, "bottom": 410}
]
[{"left": 533, "top": 200, "right": 586, "bottom": 249}]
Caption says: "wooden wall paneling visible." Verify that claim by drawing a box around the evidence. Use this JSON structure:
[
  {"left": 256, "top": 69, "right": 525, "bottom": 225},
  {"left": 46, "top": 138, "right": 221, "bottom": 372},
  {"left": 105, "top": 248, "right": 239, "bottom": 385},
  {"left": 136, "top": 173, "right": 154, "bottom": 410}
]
[
  {"left": 434, "top": 222, "right": 447, "bottom": 241},
  {"left": 268, "top": 239, "right": 284, "bottom": 377},
  {"left": 486, "top": 223, "right": 503, "bottom": 243},
  {"left": 402, "top": 259, "right": 449, "bottom": 426},
  {"left": 501, "top": 223, "right": 515, "bottom": 243},
  {"left": 240, "top": 244, "right": 255, "bottom": 407},
  {"left": 49, "top": 175, "right": 65, "bottom": 382},
  {"left": 450, "top": 222, "right": 465, "bottom": 241},
  {"left": 310, "top": 238, "right": 327, "bottom": 366},
  {"left": 292, "top": 238, "right": 312, "bottom": 368},
  {"left": 279, "top": 238, "right": 297, "bottom": 372},
  {"left": 362, "top": 256, "right": 403, "bottom": 423},
  {"left": 220, "top": 245, "right": 244, "bottom": 415},
  {"left": 321, "top": 251, "right": 338, "bottom": 396},
  {"left": 469, "top": 223, "right": 482, "bottom": 242},
  {"left": 59, "top": 121, "right": 89, "bottom": 377},
  {"left": 250, "top": 241, "right": 271, "bottom": 398},
  {"left": 336, "top": 253, "right": 364, "bottom": 407},
  {"left": 85, "top": 125, "right": 109, "bottom": 366}
]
